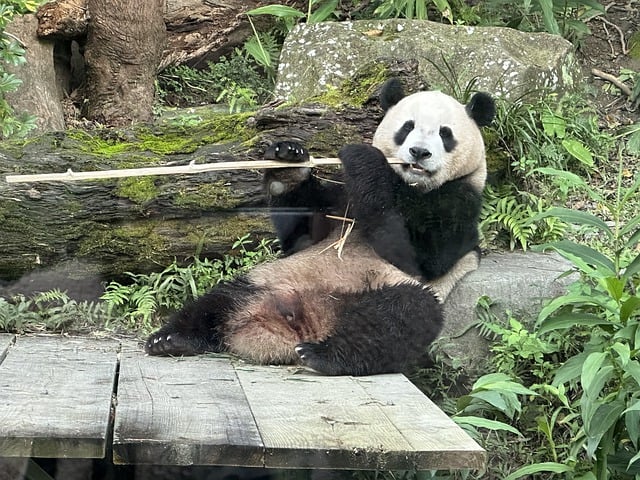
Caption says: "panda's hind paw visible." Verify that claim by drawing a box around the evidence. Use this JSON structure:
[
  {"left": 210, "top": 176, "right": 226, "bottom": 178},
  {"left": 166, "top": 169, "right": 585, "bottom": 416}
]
[
  {"left": 145, "top": 330, "right": 201, "bottom": 356},
  {"left": 264, "top": 141, "right": 309, "bottom": 163}
]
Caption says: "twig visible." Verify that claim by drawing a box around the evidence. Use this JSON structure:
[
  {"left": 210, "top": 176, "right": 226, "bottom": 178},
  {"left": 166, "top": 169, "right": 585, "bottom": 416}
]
[
  {"left": 597, "top": 16, "right": 629, "bottom": 55},
  {"left": 591, "top": 68, "right": 632, "bottom": 97},
  {"left": 5, "top": 157, "right": 402, "bottom": 184},
  {"left": 2, "top": 31, "right": 26, "bottom": 48}
]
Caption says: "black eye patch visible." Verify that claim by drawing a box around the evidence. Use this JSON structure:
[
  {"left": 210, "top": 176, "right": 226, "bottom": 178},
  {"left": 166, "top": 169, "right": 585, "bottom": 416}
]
[
  {"left": 439, "top": 126, "right": 457, "bottom": 152},
  {"left": 394, "top": 120, "right": 415, "bottom": 145}
]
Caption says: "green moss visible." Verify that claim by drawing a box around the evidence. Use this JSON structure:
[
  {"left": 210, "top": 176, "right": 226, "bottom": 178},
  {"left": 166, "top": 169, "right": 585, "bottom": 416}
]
[
  {"left": 65, "top": 130, "right": 135, "bottom": 157},
  {"left": 115, "top": 177, "right": 160, "bottom": 204},
  {"left": 78, "top": 222, "right": 168, "bottom": 259},
  {"left": 307, "top": 124, "right": 362, "bottom": 156},
  {"left": 62, "top": 111, "right": 256, "bottom": 159},
  {"left": 174, "top": 181, "right": 237, "bottom": 209},
  {"left": 314, "top": 62, "right": 390, "bottom": 108},
  {"left": 185, "top": 215, "right": 273, "bottom": 247}
]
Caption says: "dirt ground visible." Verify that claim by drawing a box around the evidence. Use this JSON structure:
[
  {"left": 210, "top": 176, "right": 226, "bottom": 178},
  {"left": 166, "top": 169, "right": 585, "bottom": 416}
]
[{"left": 577, "top": 0, "right": 639, "bottom": 125}]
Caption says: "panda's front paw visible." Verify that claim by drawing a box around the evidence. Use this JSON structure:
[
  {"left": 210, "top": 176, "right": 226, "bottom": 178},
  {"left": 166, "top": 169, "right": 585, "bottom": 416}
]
[
  {"left": 145, "top": 330, "right": 200, "bottom": 356},
  {"left": 338, "top": 144, "right": 389, "bottom": 176},
  {"left": 265, "top": 141, "right": 309, "bottom": 163},
  {"left": 264, "top": 141, "right": 312, "bottom": 196}
]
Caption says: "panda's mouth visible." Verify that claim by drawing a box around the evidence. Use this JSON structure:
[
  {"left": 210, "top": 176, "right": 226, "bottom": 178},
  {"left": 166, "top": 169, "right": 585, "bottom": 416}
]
[{"left": 403, "top": 163, "right": 434, "bottom": 176}]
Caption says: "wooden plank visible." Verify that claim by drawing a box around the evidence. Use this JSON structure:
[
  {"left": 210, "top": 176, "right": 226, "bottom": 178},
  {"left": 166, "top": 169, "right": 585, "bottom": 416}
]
[
  {"left": 235, "top": 366, "right": 485, "bottom": 470},
  {"left": 0, "top": 333, "right": 15, "bottom": 364},
  {"left": 356, "top": 375, "right": 486, "bottom": 470},
  {"left": 0, "top": 335, "right": 120, "bottom": 458},
  {"left": 112, "top": 346, "right": 264, "bottom": 466}
]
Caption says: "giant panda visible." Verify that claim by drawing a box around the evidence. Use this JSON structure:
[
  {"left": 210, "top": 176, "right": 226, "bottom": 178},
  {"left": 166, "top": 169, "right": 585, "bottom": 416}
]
[{"left": 145, "top": 78, "right": 495, "bottom": 376}]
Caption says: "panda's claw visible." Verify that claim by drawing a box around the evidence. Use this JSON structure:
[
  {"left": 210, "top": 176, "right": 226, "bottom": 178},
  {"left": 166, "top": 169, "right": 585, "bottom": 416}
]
[
  {"left": 145, "top": 331, "right": 199, "bottom": 356},
  {"left": 264, "top": 141, "right": 309, "bottom": 163},
  {"left": 295, "top": 342, "right": 341, "bottom": 375}
]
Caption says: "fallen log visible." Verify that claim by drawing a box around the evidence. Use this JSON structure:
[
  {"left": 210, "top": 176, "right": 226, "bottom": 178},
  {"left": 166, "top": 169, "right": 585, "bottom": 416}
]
[{"left": 0, "top": 101, "right": 383, "bottom": 282}]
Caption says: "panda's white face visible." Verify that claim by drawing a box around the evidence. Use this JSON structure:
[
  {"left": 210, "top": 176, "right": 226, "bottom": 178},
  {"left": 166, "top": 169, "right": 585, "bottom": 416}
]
[{"left": 372, "top": 90, "right": 487, "bottom": 192}]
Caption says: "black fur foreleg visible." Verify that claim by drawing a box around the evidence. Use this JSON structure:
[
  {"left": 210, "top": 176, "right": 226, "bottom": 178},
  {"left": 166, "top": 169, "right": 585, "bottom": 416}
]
[
  {"left": 339, "top": 144, "right": 420, "bottom": 276},
  {"left": 295, "top": 284, "right": 443, "bottom": 375}
]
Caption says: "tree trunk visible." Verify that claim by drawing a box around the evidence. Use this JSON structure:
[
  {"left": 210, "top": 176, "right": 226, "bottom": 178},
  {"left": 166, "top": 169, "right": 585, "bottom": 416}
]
[
  {"left": 4, "top": 14, "right": 66, "bottom": 133},
  {"left": 83, "top": 0, "right": 166, "bottom": 125}
]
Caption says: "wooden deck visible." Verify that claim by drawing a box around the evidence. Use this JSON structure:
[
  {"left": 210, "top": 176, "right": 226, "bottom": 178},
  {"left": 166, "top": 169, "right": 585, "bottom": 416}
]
[{"left": 0, "top": 334, "right": 485, "bottom": 471}]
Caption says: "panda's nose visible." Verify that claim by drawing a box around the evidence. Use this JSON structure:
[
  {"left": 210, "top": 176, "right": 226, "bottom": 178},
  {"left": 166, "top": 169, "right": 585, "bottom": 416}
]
[{"left": 409, "top": 147, "right": 432, "bottom": 161}]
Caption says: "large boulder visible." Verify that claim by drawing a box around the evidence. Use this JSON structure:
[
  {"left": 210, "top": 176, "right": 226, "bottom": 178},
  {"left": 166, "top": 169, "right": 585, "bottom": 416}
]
[
  {"left": 275, "top": 19, "right": 579, "bottom": 101},
  {"left": 441, "top": 251, "right": 577, "bottom": 372}
]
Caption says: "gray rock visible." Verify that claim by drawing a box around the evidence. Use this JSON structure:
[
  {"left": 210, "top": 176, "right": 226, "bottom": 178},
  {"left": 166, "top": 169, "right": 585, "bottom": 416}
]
[
  {"left": 440, "top": 251, "right": 577, "bottom": 372},
  {"left": 275, "top": 19, "right": 579, "bottom": 102}
]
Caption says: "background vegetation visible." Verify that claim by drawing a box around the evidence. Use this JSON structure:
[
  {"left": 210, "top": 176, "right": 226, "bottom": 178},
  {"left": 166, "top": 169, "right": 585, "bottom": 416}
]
[{"left": 1, "top": 0, "right": 640, "bottom": 479}]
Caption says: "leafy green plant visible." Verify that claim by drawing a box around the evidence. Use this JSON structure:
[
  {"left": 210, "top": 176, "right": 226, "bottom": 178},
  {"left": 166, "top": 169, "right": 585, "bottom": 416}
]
[
  {"left": 372, "top": 0, "right": 455, "bottom": 23},
  {"left": 477, "top": 0, "right": 604, "bottom": 41},
  {"left": 0, "top": 0, "right": 42, "bottom": 138},
  {"left": 532, "top": 206, "right": 640, "bottom": 477},
  {"left": 0, "top": 290, "right": 112, "bottom": 333},
  {"left": 491, "top": 92, "right": 612, "bottom": 187},
  {"left": 156, "top": 51, "right": 270, "bottom": 110},
  {"left": 480, "top": 184, "right": 566, "bottom": 250},
  {"left": 244, "top": 1, "right": 340, "bottom": 84},
  {"left": 101, "top": 235, "right": 276, "bottom": 332}
]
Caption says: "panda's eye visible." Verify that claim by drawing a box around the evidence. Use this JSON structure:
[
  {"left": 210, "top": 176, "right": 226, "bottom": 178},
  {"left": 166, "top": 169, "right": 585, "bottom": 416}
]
[
  {"left": 394, "top": 120, "right": 415, "bottom": 145},
  {"left": 439, "top": 126, "right": 458, "bottom": 152},
  {"left": 439, "top": 126, "right": 453, "bottom": 139}
]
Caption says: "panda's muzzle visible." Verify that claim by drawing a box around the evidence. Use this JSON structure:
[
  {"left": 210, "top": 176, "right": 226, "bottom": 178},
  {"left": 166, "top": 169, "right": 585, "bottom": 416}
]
[
  {"left": 405, "top": 147, "right": 434, "bottom": 175},
  {"left": 409, "top": 147, "right": 432, "bottom": 161}
]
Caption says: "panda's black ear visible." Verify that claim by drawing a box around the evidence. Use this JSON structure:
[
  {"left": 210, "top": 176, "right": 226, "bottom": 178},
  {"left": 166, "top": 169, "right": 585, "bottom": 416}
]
[
  {"left": 466, "top": 92, "right": 496, "bottom": 127},
  {"left": 380, "top": 78, "right": 405, "bottom": 111}
]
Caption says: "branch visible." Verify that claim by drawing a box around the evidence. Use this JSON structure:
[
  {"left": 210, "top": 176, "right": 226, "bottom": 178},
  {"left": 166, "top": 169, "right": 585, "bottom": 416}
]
[
  {"left": 5, "top": 157, "right": 402, "bottom": 184},
  {"left": 591, "top": 68, "right": 632, "bottom": 97}
]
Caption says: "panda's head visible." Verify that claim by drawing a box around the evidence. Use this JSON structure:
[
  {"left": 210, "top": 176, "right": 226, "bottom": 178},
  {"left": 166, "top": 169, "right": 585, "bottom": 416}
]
[{"left": 372, "top": 78, "right": 495, "bottom": 192}]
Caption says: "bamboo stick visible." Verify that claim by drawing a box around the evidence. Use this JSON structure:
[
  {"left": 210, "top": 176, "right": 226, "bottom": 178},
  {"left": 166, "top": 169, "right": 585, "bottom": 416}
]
[{"left": 4, "top": 157, "right": 403, "bottom": 184}]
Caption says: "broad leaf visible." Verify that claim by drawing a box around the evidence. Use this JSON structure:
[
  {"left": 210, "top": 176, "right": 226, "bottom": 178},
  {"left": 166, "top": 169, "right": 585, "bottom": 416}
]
[
  {"left": 553, "top": 351, "right": 589, "bottom": 386},
  {"left": 585, "top": 401, "right": 626, "bottom": 458},
  {"left": 453, "top": 415, "right": 522, "bottom": 436},
  {"left": 532, "top": 207, "right": 611, "bottom": 236},
  {"left": 503, "top": 462, "right": 572, "bottom": 480},
  {"left": 246, "top": 5, "right": 306, "bottom": 17},
  {"left": 537, "top": 312, "right": 613, "bottom": 335},
  {"left": 562, "top": 138, "right": 594, "bottom": 167}
]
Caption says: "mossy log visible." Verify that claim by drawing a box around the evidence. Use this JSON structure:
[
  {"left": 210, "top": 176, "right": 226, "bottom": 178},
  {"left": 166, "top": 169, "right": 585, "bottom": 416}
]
[{"left": 0, "top": 102, "right": 382, "bottom": 283}]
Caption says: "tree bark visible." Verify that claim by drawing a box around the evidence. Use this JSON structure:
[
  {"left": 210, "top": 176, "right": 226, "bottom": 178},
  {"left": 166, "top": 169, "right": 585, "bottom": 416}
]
[
  {"left": 4, "top": 14, "right": 66, "bottom": 133},
  {"left": 83, "top": 0, "right": 166, "bottom": 125}
]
